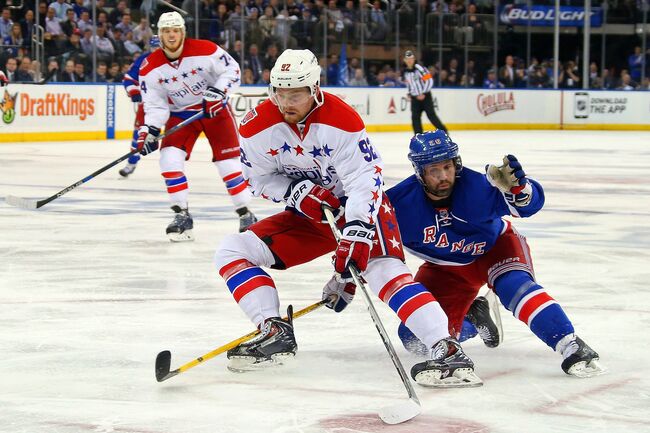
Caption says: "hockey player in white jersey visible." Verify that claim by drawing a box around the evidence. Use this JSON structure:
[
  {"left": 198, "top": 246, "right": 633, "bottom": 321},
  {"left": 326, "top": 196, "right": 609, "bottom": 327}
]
[
  {"left": 213, "top": 49, "right": 482, "bottom": 388},
  {"left": 137, "top": 12, "right": 256, "bottom": 240}
]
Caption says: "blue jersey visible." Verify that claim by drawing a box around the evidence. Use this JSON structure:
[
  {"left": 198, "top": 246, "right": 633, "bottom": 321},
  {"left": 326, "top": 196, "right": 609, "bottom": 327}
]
[
  {"left": 122, "top": 52, "right": 151, "bottom": 97},
  {"left": 386, "top": 167, "right": 544, "bottom": 266}
]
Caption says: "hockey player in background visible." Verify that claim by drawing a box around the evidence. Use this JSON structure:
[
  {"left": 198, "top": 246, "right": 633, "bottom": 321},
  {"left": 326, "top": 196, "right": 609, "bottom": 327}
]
[
  {"left": 119, "top": 35, "right": 160, "bottom": 178},
  {"left": 137, "top": 11, "right": 256, "bottom": 240},
  {"left": 386, "top": 130, "right": 605, "bottom": 378},
  {"left": 213, "top": 49, "right": 482, "bottom": 388}
]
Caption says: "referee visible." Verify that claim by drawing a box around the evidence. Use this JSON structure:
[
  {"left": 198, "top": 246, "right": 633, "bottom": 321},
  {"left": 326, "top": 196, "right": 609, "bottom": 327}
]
[{"left": 402, "top": 50, "right": 448, "bottom": 134}]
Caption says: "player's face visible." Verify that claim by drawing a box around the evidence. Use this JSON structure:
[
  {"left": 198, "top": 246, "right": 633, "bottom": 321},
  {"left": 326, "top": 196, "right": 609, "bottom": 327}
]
[
  {"left": 422, "top": 159, "right": 456, "bottom": 199},
  {"left": 275, "top": 87, "right": 314, "bottom": 123},
  {"left": 160, "top": 27, "right": 183, "bottom": 52}
]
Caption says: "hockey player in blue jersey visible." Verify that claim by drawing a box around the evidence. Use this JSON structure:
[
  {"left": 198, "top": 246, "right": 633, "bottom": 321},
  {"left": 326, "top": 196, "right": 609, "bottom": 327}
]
[
  {"left": 386, "top": 130, "right": 605, "bottom": 378},
  {"left": 119, "top": 36, "right": 160, "bottom": 178}
]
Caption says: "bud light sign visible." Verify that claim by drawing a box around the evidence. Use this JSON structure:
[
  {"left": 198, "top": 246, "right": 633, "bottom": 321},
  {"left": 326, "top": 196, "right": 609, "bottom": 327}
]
[{"left": 500, "top": 5, "right": 603, "bottom": 27}]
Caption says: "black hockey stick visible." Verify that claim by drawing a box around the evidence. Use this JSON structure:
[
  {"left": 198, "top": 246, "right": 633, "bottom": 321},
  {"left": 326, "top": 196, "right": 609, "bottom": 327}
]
[
  {"left": 5, "top": 111, "right": 204, "bottom": 209},
  {"left": 155, "top": 299, "right": 329, "bottom": 382},
  {"left": 323, "top": 206, "right": 421, "bottom": 425}
]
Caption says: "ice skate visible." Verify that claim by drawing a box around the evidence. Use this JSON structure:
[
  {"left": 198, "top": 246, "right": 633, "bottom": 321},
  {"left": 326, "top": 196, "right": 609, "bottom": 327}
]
[
  {"left": 559, "top": 335, "right": 605, "bottom": 378},
  {"left": 227, "top": 311, "right": 297, "bottom": 373},
  {"left": 119, "top": 163, "right": 137, "bottom": 178},
  {"left": 465, "top": 295, "right": 502, "bottom": 348},
  {"left": 237, "top": 208, "right": 258, "bottom": 232},
  {"left": 166, "top": 205, "right": 194, "bottom": 242},
  {"left": 411, "top": 337, "right": 483, "bottom": 388}
]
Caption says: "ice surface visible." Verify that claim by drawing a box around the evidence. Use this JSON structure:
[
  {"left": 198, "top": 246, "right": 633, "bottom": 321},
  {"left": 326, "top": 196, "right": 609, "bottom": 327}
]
[{"left": 2, "top": 130, "right": 650, "bottom": 433}]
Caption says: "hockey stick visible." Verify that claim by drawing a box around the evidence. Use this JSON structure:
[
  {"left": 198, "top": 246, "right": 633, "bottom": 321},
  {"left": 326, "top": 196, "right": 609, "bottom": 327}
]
[
  {"left": 5, "top": 111, "right": 204, "bottom": 210},
  {"left": 323, "top": 206, "right": 421, "bottom": 425},
  {"left": 155, "top": 298, "right": 329, "bottom": 382}
]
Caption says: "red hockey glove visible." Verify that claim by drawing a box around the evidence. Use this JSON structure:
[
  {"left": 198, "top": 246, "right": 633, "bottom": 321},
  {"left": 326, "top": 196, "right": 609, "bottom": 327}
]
[
  {"left": 136, "top": 125, "right": 161, "bottom": 155},
  {"left": 322, "top": 274, "right": 356, "bottom": 313},
  {"left": 285, "top": 179, "right": 341, "bottom": 222},
  {"left": 202, "top": 86, "right": 228, "bottom": 118},
  {"left": 334, "top": 220, "right": 374, "bottom": 273},
  {"left": 0, "top": 71, "right": 8, "bottom": 87}
]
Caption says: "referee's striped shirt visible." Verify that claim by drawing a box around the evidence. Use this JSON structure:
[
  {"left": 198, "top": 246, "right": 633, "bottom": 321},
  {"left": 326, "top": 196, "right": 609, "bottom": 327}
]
[{"left": 403, "top": 64, "right": 434, "bottom": 96}]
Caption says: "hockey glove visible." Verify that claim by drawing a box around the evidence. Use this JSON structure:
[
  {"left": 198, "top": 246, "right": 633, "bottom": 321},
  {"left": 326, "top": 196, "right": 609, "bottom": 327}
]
[
  {"left": 129, "top": 93, "right": 142, "bottom": 103},
  {"left": 334, "top": 220, "right": 374, "bottom": 274},
  {"left": 203, "top": 86, "right": 228, "bottom": 118},
  {"left": 285, "top": 179, "right": 341, "bottom": 222},
  {"left": 136, "top": 125, "right": 161, "bottom": 155},
  {"left": 0, "top": 71, "right": 8, "bottom": 87},
  {"left": 322, "top": 274, "right": 356, "bottom": 313},
  {"left": 486, "top": 154, "right": 533, "bottom": 206}
]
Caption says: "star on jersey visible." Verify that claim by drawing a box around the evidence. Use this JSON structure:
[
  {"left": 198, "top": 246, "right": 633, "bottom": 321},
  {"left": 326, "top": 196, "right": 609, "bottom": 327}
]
[
  {"left": 373, "top": 176, "right": 382, "bottom": 187},
  {"left": 323, "top": 144, "right": 333, "bottom": 156},
  {"left": 280, "top": 143, "right": 291, "bottom": 153},
  {"left": 309, "top": 146, "right": 322, "bottom": 158},
  {"left": 371, "top": 190, "right": 380, "bottom": 201},
  {"left": 374, "top": 165, "right": 382, "bottom": 174},
  {"left": 293, "top": 145, "right": 304, "bottom": 155},
  {"left": 388, "top": 236, "right": 401, "bottom": 249},
  {"left": 267, "top": 148, "right": 279, "bottom": 156},
  {"left": 381, "top": 202, "right": 392, "bottom": 214}
]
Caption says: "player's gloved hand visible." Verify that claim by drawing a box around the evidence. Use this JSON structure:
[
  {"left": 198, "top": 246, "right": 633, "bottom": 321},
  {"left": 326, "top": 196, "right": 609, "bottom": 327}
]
[
  {"left": 322, "top": 274, "right": 356, "bottom": 313},
  {"left": 486, "top": 155, "right": 533, "bottom": 207},
  {"left": 285, "top": 179, "right": 341, "bottom": 222},
  {"left": 129, "top": 92, "right": 142, "bottom": 103},
  {"left": 136, "top": 125, "right": 161, "bottom": 155},
  {"left": 0, "top": 71, "right": 8, "bottom": 87},
  {"left": 203, "top": 86, "right": 228, "bottom": 118},
  {"left": 334, "top": 220, "right": 374, "bottom": 274}
]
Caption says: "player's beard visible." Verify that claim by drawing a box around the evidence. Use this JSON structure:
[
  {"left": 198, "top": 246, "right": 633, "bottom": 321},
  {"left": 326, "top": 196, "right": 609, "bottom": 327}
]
[
  {"left": 162, "top": 36, "right": 184, "bottom": 60},
  {"left": 425, "top": 180, "right": 454, "bottom": 199}
]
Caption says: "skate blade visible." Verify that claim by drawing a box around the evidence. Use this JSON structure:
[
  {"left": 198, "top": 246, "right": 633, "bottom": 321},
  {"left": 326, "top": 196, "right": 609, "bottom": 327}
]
[
  {"left": 567, "top": 359, "right": 607, "bottom": 378},
  {"left": 484, "top": 290, "right": 504, "bottom": 346},
  {"left": 168, "top": 230, "right": 195, "bottom": 242},
  {"left": 414, "top": 367, "right": 483, "bottom": 388},
  {"left": 227, "top": 352, "right": 295, "bottom": 373}
]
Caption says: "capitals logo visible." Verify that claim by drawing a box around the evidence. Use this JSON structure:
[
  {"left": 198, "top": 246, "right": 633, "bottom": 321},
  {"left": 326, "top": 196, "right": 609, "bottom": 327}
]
[{"left": 0, "top": 89, "right": 18, "bottom": 124}]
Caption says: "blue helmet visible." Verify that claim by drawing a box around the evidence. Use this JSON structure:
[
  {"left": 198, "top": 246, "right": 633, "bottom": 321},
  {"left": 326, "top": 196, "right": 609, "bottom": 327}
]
[
  {"left": 150, "top": 35, "right": 160, "bottom": 49},
  {"left": 407, "top": 130, "right": 462, "bottom": 184}
]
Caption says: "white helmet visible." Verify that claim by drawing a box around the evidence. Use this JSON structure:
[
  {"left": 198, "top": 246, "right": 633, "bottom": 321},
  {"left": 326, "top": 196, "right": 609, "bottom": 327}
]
[
  {"left": 157, "top": 12, "right": 186, "bottom": 59},
  {"left": 157, "top": 11, "right": 186, "bottom": 33},
  {"left": 270, "top": 49, "right": 323, "bottom": 106}
]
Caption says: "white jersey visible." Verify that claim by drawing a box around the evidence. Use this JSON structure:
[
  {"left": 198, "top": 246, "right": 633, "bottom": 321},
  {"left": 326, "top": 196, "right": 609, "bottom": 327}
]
[
  {"left": 139, "top": 38, "right": 240, "bottom": 129},
  {"left": 238, "top": 93, "right": 383, "bottom": 225}
]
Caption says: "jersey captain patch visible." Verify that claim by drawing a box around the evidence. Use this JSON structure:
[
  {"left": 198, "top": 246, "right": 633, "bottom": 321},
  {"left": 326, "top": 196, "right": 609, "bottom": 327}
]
[{"left": 241, "top": 108, "right": 258, "bottom": 126}]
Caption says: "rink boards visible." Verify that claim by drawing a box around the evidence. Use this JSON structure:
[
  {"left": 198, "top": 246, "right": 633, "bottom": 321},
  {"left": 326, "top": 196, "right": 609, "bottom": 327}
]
[{"left": 0, "top": 83, "right": 648, "bottom": 142}]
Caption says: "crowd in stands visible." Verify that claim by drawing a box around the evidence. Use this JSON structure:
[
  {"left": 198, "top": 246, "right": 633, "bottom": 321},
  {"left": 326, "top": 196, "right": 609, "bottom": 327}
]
[{"left": 0, "top": 0, "right": 648, "bottom": 90}]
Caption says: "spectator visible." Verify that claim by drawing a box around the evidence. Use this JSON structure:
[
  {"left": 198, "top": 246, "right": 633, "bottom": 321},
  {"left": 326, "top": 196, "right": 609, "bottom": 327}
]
[
  {"left": 73, "top": 60, "right": 87, "bottom": 82},
  {"left": 61, "top": 8, "right": 78, "bottom": 37},
  {"left": 559, "top": 60, "right": 580, "bottom": 88},
  {"left": 94, "top": 24, "right": 115, "bottom": 63},
  {"left": 44, "top": 58, "right": 62, "bottom": 82},
  {"left": 94, "top": 61, "right": 109, "bottom": 82},
  {"left": 528, "top": 65, "right": 550, "bottom": 88},
  {"left": 3, "top": 23, "right": 24, "bottom": 58},
  {"left": 19, "top": 10, "right": 35, "bottom": 48},
  {"left": 326, "top": 53, "right": 338, "bottom": 85},
  {"left": 498, "top": 54, "right": 515, "bottom": 87},
  {"left": 256, "top": 68, "right": 270, "bottom": 84},
  {"left": 628, "top": 46, "right": 643, "bottom": 83},
  {"left": 3, "top": 56, "right": 18, "bottom": 82},
  {"left": 618, "top": 72, "right": 636, "bottom": 90},
  {"left": 133, "top": 18, "right": 153, "bottom": 49},
  {"left": 60, "top": 58, "right": 76, "bottom": 81},
  {"left": 0, "top": 8, "right": 13, "bottom": 40},
  {"left": 15, "top": 56, "right": 35, "bottom": 82},
  {"left": 228, "top": 39, "right": 243, "bottom": 65},
  {"left": 293, "top": 8, "right": 316, "bottom": 48},
  {"left": 115, "top": 12, "right": 134, "bottom": 36},
  {"left": 80, "top": 28, "right": 94, "bottom": 56},
  {"left": 124, "top": 31, "right": 141, "bottom": 55},
  {"left": 108, "top": 61, "right": 123, "bottom": 82},
  {"left": 244, "top": 43, "right": 263, "bottom": 83},
  {"left": 72, "top": 0, "right": 87, "bottom": 19},
  {"left": 108, "top": 0, "right": 128, "bottom": 27},
  {"left": 349, "top": 67, "right": 368, "bottom": 86},
  {"left": 61, "top": 28, "right": 85, "bottom": 62},
  {"left": 369, "top": 0, "right": 388, "bottom": 41},
  {"left": 483, "top": 68, "right": 504, "bottom": 88},
  {"left": 111, "top": 28, "right": 128, "bottom": 59},
  {"left": 242, "top": 67, "right": 255, "bottom": 84},
  {"left": 588, "top": 62, "right": 600, "bottom": 88},
  {"left": 50, "top": 0, "right": 73, "bottom": 23},
  {"left": 259, "top": 5, "right": 276, "bottom": 42},
  {"left": 263, "top": 43, "right": 279, "bottom": 70},
  {"left": 45, "top": 7, "right": 64, "bottom": 37},
  {"left": 77, "top": 10, "right": 93, "bottom": 33}
]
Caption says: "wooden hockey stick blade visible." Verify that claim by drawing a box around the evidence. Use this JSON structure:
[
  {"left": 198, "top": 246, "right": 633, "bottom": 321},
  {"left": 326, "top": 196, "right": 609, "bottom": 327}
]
[
  {"left": 5, "top": 195, "right": 41, "bottom": 209},
  {"left": 155, "top": 299, "right": 329, "bottom": 382},
  {"left": 379, "top": 398, "right": 422, "bottom": 425}
]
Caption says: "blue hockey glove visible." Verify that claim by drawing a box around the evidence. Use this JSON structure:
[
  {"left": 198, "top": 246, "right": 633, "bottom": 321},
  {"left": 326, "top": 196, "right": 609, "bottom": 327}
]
[{"left": 322, "top": 274, "right": 356, "bottom": 312}]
